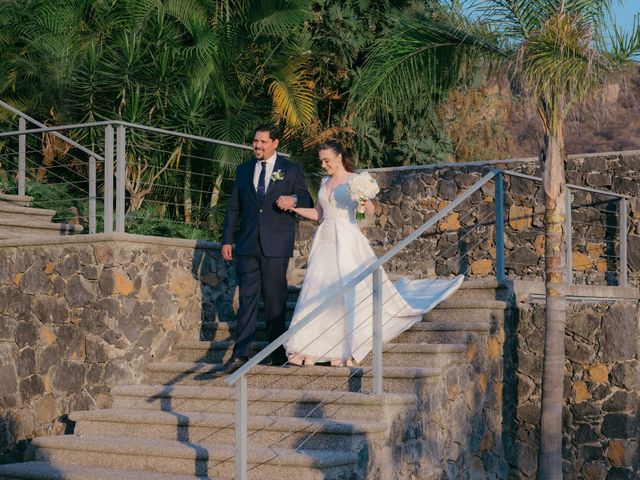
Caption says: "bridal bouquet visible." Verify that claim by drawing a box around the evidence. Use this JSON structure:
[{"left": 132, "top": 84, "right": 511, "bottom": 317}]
[{"left": 346, "top": 172, "right": 380, "bottom": 220}]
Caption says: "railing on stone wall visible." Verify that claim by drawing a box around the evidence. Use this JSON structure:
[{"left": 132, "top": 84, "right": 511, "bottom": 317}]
[{"left": 500, "top": 171, "right": 628, "bottom": 287}]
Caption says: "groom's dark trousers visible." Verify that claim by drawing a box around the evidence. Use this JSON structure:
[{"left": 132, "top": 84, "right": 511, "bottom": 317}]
[
  {"left": 222, "top": 154, "right": 311, "bottom": 362},
  {"left": 234, "top": 248, "right": 289, "bottom": 360}
]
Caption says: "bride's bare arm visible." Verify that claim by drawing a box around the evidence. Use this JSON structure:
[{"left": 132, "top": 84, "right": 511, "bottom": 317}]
[{"left": 292, "top": 203, "right": 322, "bottom": 222}]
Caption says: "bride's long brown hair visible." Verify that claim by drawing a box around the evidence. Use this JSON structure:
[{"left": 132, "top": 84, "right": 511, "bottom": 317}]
[{"left": 319, "top": 139, "right": 355, "bottom": 173}]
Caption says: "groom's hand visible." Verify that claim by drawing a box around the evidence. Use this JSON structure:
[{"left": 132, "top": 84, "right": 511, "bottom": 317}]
[
  {"left": 277, "top": 195, "right": 296, "bottom": 211},
  {"left": 221, "top": 244, "right": 233, "bottom": 261}
]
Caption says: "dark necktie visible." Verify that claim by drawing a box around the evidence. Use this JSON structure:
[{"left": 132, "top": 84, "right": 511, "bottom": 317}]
[{"left": 257, "top": 161, "right": 267, "bottom": 202}]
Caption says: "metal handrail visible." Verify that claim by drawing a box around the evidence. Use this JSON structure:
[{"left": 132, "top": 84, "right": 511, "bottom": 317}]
[
  {"left": 226, "top": 166, "right": 631, "bottom": 385},
  {"left": 0, "top": 119, "right": 267, "bottom": 154},
  {"left": 505, "top": 170, "right": 630, "bottom": 199},
  {"left": 0, "top": 100, "right": 104, "bottom": 162}
]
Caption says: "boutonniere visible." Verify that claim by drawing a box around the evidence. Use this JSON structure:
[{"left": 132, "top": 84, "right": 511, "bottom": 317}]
[{"left": 270, "top": 169, "right": 285, "bottom": 182}]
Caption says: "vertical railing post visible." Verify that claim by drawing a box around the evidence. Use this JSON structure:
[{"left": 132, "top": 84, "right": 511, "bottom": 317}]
[
  {"left": 565, "top": 188, "right": 573, "bottom": 285},
  {"left": 372, "top": 267, "right": 383, "bottom": 395},
  {"left": 89, "top": 156, "right": 96, "bottom": 234},
  {"left": 104, "top": 126, "right": 114, "bottom": 233},
  {"left": 18, "top": 117, "right": 26, "bottom": 196},
  {"left": 235, "top": 377, "right": 248, "bottom": 480},
  {"left": 494, "top": 171, "right": 505, "bottom": 283},
  {"left": 619, "top": 198, "right": 628, "bottom": 287},
  {"left": 115, "top": 125, "right": 126, "bottom": 233}
]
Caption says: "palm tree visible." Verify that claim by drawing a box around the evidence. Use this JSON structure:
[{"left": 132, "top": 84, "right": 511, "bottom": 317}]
[{"left": 350, "top": 1, "right": 640, "bottom": 477}]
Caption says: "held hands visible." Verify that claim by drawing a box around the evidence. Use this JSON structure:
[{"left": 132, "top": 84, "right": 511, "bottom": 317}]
[{"left": 276, "top": 195, "right": 296, "bottom": 211}]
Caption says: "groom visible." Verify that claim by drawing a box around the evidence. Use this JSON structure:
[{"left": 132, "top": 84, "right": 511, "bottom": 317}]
[{"left": 220, "top": 124, "right": 312, "bottom": 374}]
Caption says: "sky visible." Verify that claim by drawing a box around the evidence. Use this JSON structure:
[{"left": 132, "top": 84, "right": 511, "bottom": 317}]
[{"left": 612, "top": 1, "right": 640, "bottom": 33}]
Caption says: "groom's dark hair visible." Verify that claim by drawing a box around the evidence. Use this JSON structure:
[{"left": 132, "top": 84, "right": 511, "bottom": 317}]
[{"left": 254, "top": 124, "right": 281, "bottom": 141}]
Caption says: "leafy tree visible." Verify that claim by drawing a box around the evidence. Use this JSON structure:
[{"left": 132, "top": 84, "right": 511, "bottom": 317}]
[
  {"left": 0, "top": 0, "right": 318, "bottom": 236},
  {"left": 351, "top": 1, "right": 640, "bottom": 476},
  {"left": 300, "top": 0, "right": 459, "bottom": 169}
]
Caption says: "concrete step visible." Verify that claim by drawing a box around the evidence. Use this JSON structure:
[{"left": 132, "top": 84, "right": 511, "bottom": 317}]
[
  {"left": 0, "top": 461, "right": 212, "bottom": 480},
  {"left": 145, "top": 362, "right": 442, "bottom": 395},
  {"left": 70, "top": 408, "right": 387, "bottom": 450},
  {"left": 0, "top": 219, "right": 82, "bottom": 237},
  {"left": 26, "top": 435, "right": 359, "bottom": 480},
  {"left": 174, "top": 340, "right": 467, "bottom": 368},
  {"left": 423, "top": 298, "right": 507, "bottom": 323},
  {"left": 0, "top": 193, "right": 32, "bottom": 207},
  {"left": 395, "top": 320, "right": 492, "bottom": 344},
  {"left": 195, "top": 296, "right": 506, "bottom": 343},
  {"left": 361, "top": 342, "right": 468, "bottom": 368},
  {"left": 199, "top": 317, "right": 494, "bottom": 345},
  {"left": 111, "top": 384, "right": 416, "bottom": 421},
  {"left": 447, "top": 277, "right": 507, "bottom": 301},
  {"left": 0, "top": 204, "right": 55, "bottom": 222}
]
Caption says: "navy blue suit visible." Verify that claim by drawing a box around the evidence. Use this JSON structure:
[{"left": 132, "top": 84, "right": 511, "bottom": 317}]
[{"left": 222, "top": 154, "right": 312, "bottom": 361}]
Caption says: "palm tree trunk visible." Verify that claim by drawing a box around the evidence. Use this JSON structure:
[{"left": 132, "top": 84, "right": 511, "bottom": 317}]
[
  {"left": 206, "top": 173, "right": 224, "bottom": 228},
  {"left": 209, "top": 173, "right": 223, "bottom": 206},
  {"left": 537, "top": 117, "right": 568, "bottom": 480},
  {"left": 184, "top": 155, "right": 192, "bottom": 224}
]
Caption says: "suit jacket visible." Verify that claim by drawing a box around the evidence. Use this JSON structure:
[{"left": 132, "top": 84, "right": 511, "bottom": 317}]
[{"left": 221, "top": 154, "right": 312, "bottom": 257}]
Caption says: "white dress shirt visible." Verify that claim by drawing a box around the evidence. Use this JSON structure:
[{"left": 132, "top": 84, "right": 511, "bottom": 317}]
[{"left": 253, "top": 152, "right": 277, "bottom": 192}]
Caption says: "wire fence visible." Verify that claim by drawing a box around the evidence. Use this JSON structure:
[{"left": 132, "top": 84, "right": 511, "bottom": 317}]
[
  {"left": 0, "top": 111, "right": 253, "bottom": 240},
  {"left": 121, "top": 125, "right": 239, "bottom": 240}
]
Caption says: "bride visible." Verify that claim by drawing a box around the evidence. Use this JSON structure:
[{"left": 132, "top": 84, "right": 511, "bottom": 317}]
[{"left": 279, "top": 139, "right": 463, "bottom": 367}]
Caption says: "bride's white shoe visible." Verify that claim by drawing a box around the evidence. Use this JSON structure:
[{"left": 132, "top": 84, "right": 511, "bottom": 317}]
[
  {"left": 288, "top": 354, "right": 305, "bottom": 366},
  {"left": 288, "top": 354, "right": 318, "bottom": 366},
  {"left": 330, "top": 358, "right": 354, "bottom": 367}
]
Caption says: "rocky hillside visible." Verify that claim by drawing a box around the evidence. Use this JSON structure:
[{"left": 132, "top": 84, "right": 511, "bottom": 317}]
[
  {"left": 441, "top": 67, "right": 640, "bottom": 161},
  {"left": 510, "top": 70, "right": 640, "bottom": 156}
]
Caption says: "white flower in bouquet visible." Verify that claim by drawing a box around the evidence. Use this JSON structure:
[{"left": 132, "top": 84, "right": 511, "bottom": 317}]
[{"left": 346, "top": 172, "right": 380, "bottom": 220}]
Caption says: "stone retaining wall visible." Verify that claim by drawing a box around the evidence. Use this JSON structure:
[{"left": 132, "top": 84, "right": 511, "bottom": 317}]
[
  {"left": 292, "top": 151, "right": 640, "bottom": 288},
  {"left": 0, "top": 235, "right": 233, "bottom": 463},
  {"left": 506, "top": 297, "right": 640, "bottom": 479}
]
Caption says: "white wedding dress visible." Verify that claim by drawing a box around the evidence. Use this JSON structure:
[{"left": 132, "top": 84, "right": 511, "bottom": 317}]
[{"left": 284, "top": 175, "right": 464, "bottom": 364}]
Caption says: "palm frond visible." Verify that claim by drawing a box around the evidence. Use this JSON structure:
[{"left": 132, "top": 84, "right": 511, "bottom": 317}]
[
  {"left": 517, "top": 9, "right": 637, "bottom": 120},
  {"left": 247, "top": 0, "right": 312, "bottom": 38},
  {"left": 605, "top": 13, "right": 640, "bottom": 63},
  {"left": 350, "top": 11, "right": 503, "bottom": 120},
  {"left": 268, "top": 64, "right": 316, "bottom": 127},
  {"left": 477, "top": 0, "right": 550, "bottom": 38},
  {"left": 209, "top": 112, "right": 258, "bottom": 176}
]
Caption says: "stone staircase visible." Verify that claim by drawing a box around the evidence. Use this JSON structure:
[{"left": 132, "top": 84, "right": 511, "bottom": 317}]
[
  {"left": 0, "top": 279, "right": 508, "bottom": 480},
  {"left": 0, "top": 193, "right": 82, "bottom": 239}
]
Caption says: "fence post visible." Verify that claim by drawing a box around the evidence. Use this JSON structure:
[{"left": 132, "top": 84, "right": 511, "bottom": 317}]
[
  {"left": 115, "top": 125, "right": 126, "bottom": 233},
  {"left": 235, "top": 376, "right": 248, "bottom": 480},
  {"left": 494, "top": 171, "right": 505, "bottom": 283},
  {"left": 372, "top": 267, "right": 383, "bottom": 395},
  {"left": 620, "top": 198, "right": 628, "bottom": 287},
  {"left": 565, "top": 188, "right": 573, "bottom": 285},
  {"left": 18, "top": 117, "right": 26, "bottom": 196},
  {"left": 89, "top": 156, "right": 96, "bottom": 234},
  {"left": 104, "top": 126, "right": 114, "bottom": 233}
]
